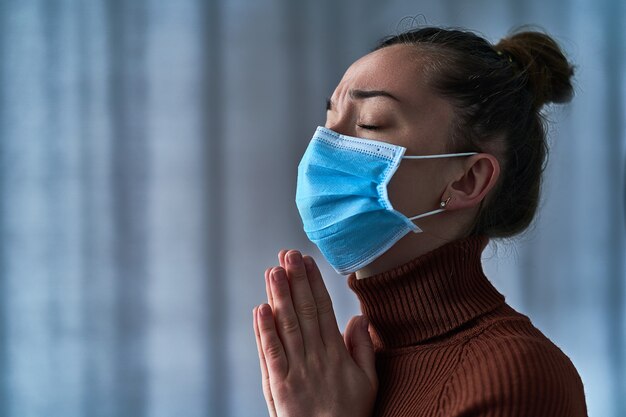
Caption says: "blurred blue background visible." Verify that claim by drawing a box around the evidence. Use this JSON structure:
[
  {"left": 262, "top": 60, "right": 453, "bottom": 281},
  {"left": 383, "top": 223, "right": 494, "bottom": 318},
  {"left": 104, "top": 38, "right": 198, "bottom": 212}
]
[{"left": 0, "top": 0, "right": 624, "bottom": 416}]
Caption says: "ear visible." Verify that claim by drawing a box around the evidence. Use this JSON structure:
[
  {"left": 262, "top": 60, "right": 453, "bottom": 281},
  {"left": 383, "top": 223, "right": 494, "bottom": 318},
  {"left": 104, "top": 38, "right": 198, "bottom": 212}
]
[{"left": 443, "top": 154, "right": 500, "bottom": 210}]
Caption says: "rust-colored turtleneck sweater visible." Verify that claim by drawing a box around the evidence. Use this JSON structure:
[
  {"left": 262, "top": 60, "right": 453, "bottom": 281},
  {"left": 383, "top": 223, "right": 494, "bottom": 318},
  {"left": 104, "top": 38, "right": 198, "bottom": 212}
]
[{"left": 348, "top": 235, "right": 587, "bottom": 417}]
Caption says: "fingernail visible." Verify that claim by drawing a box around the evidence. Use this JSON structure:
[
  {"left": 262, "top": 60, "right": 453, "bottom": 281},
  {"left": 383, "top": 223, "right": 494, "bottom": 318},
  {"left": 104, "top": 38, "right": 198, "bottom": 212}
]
[
  {"left": 259, "top": 304, "right": 271, "bottom": 317},
  {"left": 272, "top": 268, "right": 285, "bottom": 283},
  {"left": 303, "top": 256, "right": 313, "bottom": 269},
  {"left": 287, "top": 251, "right": 302, "bottom": 265}
]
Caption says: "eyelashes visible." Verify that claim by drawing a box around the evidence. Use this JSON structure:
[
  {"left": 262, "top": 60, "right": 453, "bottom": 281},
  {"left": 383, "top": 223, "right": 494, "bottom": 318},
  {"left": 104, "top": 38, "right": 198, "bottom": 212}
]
[
  {"left": 357, "top": 124, "right": 380, "bottom": 130},
  {"left": 325, "top": 97, "right": 332, "bottom": 111}
]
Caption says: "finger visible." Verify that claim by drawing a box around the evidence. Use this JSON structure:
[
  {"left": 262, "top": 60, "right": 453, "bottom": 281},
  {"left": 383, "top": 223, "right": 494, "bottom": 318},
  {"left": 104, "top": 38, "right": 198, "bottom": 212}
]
[
  {"left": 257, "top": 303, "right": 289, "bottom": 379},
  {"left": 284, "top": 250, "right": 322, "bottom": 350},
  {"left": 270, "top": 267, "right": 305, "bottom": 361},
  {"left": 253, "top": 306, "right": 277, "bottom": 416},
  {"left": 302, "top": 255, "right": 344, "bottom": 351},
  {"left": 278, "top": 249, "right": 288, "bottom": 269},
  {"left": 264, "top": 267, "right": 274, "bottom": 309},
  {"left": 344, "top": 315, "right": 377, "bottom": 388}
]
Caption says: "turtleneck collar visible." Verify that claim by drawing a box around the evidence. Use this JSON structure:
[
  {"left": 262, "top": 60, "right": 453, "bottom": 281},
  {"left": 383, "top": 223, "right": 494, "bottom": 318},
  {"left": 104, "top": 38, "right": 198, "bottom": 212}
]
[{"left": 348, "top": 235, "right": 505, "bottom": 349}]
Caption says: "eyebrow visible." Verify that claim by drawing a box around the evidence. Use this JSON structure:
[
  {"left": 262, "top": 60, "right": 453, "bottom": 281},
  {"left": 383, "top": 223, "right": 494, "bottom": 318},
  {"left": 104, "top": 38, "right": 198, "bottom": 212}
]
[
  {"left": 349, "top": 89, "right": 400, "bottom": 102},
  {"left": 326, "top": 89, "right": 401, "bottom": 111}
]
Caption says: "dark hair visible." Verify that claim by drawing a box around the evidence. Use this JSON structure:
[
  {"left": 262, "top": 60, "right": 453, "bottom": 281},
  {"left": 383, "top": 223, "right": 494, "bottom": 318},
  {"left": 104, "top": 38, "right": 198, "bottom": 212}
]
[{"left": 376, "top": 27, "right": 574, "bottom": 238}]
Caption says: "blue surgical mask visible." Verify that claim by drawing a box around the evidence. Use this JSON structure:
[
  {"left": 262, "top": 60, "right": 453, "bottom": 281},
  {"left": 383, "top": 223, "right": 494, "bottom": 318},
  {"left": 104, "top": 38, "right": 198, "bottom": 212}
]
[{"left": 295, "top": 126, "right": 477, "bottom": 275}]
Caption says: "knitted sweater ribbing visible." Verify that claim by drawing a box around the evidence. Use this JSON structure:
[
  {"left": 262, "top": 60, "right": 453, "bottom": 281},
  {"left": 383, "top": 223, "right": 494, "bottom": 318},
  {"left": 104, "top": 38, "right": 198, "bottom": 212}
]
[{"left": 348, "top": 236, "right": 587, "bottom": 417}]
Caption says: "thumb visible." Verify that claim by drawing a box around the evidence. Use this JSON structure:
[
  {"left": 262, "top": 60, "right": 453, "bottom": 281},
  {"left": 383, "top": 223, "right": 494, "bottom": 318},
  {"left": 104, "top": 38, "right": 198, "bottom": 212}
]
[{"left": 344, "top": 315, "right": 377, "bottom": 386}]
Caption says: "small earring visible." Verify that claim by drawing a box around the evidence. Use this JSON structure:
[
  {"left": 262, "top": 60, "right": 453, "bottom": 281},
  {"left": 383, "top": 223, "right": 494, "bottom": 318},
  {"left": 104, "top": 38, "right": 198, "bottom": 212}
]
[{"left": 440, "top": 196, "right": 451, "bottom": 208}]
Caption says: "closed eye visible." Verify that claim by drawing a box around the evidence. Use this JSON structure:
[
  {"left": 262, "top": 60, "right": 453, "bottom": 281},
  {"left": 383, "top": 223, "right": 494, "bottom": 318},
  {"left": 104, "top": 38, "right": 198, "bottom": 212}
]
[
  {"left": 357, "top": 124, "right": 380, "bottom": 130},
  {"left": 325, "top": 98, "right": 333, "bottom": 111}
]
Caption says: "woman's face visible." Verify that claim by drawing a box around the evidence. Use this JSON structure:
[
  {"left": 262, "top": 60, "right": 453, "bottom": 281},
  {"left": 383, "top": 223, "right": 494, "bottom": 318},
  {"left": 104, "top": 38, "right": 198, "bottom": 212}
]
[{"left": 325, "top": 44, "right": 464, "bottom": 221}]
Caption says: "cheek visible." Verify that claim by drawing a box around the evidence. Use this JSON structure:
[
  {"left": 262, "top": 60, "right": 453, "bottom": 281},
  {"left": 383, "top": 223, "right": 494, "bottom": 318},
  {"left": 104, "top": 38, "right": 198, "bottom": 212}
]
[
  {"left": 324, "top": 112, "right": 336, "bottom": 129},
  {"left": 387, "top": 163, "right": 446, "bottom": 215}
]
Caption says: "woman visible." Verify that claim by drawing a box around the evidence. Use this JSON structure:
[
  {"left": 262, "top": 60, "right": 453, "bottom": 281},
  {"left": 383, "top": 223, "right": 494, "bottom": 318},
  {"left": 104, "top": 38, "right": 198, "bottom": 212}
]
[{"left": 253, "top": 26, "right": 587, "bottom": 417}]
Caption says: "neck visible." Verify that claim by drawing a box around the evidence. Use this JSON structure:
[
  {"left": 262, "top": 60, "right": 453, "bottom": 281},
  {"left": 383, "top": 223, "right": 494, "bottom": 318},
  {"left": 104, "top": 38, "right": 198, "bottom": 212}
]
[
  {"left": 348, "top": 234, "right": 504, "bottom": 348},
  {"left": 355, "top": 231, "right": 460, "bottom": 279},
  {"left": 355, "top": 210, "right": 477, "bottom": 279}
]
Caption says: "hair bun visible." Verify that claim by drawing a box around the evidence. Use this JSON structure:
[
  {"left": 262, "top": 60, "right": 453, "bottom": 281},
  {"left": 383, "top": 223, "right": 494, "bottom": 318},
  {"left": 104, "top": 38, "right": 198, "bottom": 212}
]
[{"left": 495, "top": 31, "right": 574, "bottom": 109}]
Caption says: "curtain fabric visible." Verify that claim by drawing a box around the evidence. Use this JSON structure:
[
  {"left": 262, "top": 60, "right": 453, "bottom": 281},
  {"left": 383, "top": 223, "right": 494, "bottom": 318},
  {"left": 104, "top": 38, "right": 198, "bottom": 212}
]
[{"left": 0, "top": 0, "right": 623, "bottom": 416}]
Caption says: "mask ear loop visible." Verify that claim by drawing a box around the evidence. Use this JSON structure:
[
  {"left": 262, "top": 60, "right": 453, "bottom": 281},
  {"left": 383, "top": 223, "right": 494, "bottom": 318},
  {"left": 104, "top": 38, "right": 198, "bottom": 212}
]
[
  {"left": 402, "top": 152, "right": 477, "bottom": 159},
  {"left": 407, "top": 196, "right": 451, "bottom": 221},
  {"left": 401, "top": 151, "right": 475, "bottom": 222}
]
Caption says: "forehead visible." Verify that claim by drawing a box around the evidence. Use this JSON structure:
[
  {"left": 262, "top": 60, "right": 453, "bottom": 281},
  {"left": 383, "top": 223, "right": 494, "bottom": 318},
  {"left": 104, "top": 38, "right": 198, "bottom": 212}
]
[
  {"left": 334, "top": 44, "right": 433, "bottom": 104},
  {"left": 332, "top": 44, "right": 456, "bottom": 153}
]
